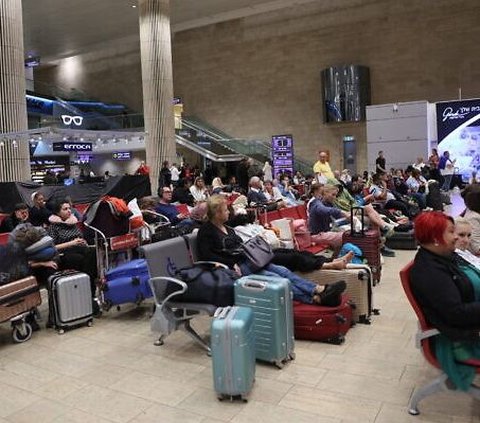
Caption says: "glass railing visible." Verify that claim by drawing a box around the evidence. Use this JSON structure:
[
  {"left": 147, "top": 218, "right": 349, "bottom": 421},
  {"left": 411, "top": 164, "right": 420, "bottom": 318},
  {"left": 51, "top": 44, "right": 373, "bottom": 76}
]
[
  {"left": 33, "top": 81, "right": 96, "bottom": 102},
  {"left": 36, "top": 113, "right": 145, "bottom": 131},
  {"left": 182, "top": 116, "right": 314, "bottom": 175}
]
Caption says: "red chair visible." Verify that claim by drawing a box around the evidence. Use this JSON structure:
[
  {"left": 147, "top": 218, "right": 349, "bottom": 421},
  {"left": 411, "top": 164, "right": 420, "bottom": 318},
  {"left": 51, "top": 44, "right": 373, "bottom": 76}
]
[
  {"left": 297, "top": 204, "right": 308, "bottom": 221},
  {"left": 74, "top": 203, "right": 90, "bottom": 216},
  {"left": 258, "top": 209, "right": 281, "bottom": 226},
  {"left": 0, "top": 233, "right": 9, "bottom": 245},
  {"left": 278, "top": 207, "right": 301, "bottom": 220},
  {"left": 400, "top": 261, "right": 480, "bottom": 415}
]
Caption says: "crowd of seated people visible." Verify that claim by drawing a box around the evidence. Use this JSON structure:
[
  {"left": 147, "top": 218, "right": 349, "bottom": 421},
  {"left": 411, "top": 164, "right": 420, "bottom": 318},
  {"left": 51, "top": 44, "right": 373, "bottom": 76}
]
[{"left": 0, "top": 152, "right": 477, "bottom": 334}]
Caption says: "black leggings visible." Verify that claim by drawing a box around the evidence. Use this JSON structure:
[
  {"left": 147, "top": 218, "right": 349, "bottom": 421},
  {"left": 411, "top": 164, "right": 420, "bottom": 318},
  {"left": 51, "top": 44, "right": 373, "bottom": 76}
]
[
  {"left": 59, "top": 246, "right": 98, "bottom": 293},
  {"left": 384, "top": 200, "right": 410, "bottom": 217}
]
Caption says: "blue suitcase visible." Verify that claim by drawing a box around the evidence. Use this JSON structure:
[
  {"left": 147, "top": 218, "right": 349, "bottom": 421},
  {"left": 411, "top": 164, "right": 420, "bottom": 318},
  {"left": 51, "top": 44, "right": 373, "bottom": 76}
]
[
  {"left": 103, "top": 259, "right": 152, "bottom": 309},
  {"left": 211, "top": 306, "right": 256, "bottom": 401},
  {"left": 234, "top": 275, "right": 295, "bottom": 368}
]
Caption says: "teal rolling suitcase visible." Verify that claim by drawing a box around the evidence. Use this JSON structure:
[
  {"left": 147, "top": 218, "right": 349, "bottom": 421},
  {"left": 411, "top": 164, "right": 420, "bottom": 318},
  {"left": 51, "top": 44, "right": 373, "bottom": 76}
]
[
  {"left": 211, "top": 306, "right": 256, "bottom": 401},
  {"left": 234, "top": 275, "right": 295, "bottom": 368}
]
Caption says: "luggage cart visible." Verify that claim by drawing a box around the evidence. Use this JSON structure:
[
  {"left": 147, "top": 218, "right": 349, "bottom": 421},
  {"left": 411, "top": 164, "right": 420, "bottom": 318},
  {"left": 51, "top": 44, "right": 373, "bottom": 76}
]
[{"left": 0, "top": 276, "right": 42, "bottom": 343}]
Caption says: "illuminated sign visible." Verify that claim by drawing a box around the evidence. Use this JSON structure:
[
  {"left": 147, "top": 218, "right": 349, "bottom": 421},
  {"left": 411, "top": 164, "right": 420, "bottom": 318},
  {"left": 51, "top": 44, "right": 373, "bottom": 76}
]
[
  {"left": 272, "top": 134, "right": 294, "bottom": 178},
  {"left": 113, "top": 152, "right": 131, "bottom": 161},
  {"left": 61, "top": 115, "right": 84, "bottom": 126},
  {"left": 53, "top": 142, "right": 92, "bottom": 152}
]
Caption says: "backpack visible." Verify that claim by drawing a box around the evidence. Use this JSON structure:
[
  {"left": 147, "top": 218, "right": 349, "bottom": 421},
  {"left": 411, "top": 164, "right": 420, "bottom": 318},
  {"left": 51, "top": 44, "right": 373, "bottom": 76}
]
[{"left": 0, "top": 243, "right": 30, "bottom": 285}]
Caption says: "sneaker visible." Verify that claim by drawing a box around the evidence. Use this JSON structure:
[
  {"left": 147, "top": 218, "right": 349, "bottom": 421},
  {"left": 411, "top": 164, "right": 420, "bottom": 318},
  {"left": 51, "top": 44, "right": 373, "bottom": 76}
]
[
  {"left": 381, "top": 246, "right": 396, "bottom": 257},
  {"left": 319, "top": 280, "right": 347, "bottom": 307}
]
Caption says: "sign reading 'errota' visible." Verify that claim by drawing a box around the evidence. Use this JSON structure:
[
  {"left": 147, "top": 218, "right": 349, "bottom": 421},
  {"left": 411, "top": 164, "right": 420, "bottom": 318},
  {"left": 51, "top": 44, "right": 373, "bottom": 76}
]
[{"left": 53, "top": 142, "right": 93, "bottom": 152}]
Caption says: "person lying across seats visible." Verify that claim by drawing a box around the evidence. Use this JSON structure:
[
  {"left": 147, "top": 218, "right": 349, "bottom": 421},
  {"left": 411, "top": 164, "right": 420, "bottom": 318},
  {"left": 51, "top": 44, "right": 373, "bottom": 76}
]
[
  {"left": 331, "top": 178, "right": 395, "bottom": 237},
  {"left": 410, "top": 211, "right": 480, "bottom": 391},
  {"left": 197, "top": 195, "right": 346, "bottom": 306}
]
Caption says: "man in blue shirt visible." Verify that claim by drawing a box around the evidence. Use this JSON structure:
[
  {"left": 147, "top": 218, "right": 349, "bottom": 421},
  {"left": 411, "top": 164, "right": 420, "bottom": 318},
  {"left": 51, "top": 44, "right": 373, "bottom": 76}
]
[
  {"left": 155, "top": 187, "right": 191, "bottom": 226},
  {"left": 307, "top": 184, "right": 349, "bottom": 250}
]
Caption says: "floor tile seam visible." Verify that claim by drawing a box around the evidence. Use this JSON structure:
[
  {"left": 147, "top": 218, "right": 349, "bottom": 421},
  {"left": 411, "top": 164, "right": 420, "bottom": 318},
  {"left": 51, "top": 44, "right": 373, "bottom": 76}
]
[
  {"left": 108, "top": 367, "right": 205, "bottom": 391},
  {"left": 253, "top": 397, "right": 336, "bottom": 420},
  {"left": 2, "top": 395, "right": 67, "bottom": 421},
  {"left": 313, "top": 373, "right": 416, "bottom": 398},
  {"left": 104, "top": 377, "right": 198, "bottom": 408},
  {"left": 0, "top": 361, "right": 65, "bottom": 384},
  {"left": 277, "top": 391, "right": 380, "bottom": 422},
  {"left": 176, "top": 389, "right": 245, "bottom": 421},
  {"left": 317, "top": 354, "right": 407, "bottom": 372},
  {"left": 314, "top": 368, "right": 406, "bottom": 387},
  {"left": 284, "top": 383, "right": 385, "bottom": 406},
  {"left": 124, "top": 402, "right": 159, "bottom": 423}
]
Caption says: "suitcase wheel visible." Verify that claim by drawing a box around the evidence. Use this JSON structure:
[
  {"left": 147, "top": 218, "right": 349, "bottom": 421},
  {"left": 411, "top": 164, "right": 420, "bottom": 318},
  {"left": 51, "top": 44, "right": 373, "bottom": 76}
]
[
  {"left": 274, "top": 360, "right": 285, "bottom": 369},
  {"left": 102, "top": 300, "right": 112, "bottom": 312},
  {"left": 327, "top": 335, "right": 345, "bottom": 345},
  {"left": 358, "top": 316, "right": 371, "bottom": 325},
  {"left": 87, "top": 320, "right": 93, "bottom": 327},
  {"left": 373, "top": 308, "right": 380, "bottom": 315},
  {"left": 11, "top": 322, "right": 33, "bottom": 344},
  {"left": 57, "top": 328, "right": 65, "bottom": 335},
  {"left": 289, "top": 352, "right": 296, "bottom": 361}
]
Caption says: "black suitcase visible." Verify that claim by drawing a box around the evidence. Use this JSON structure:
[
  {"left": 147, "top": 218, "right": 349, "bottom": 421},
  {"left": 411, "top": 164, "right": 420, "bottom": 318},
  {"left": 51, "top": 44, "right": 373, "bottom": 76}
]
[{"left": 385, "top": 230, "right": 418, "bottom": 250}]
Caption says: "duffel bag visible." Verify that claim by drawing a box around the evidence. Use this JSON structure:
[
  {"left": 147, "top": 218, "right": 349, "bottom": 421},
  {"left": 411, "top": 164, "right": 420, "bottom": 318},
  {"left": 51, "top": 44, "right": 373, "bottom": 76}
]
[{"left": 170, "top": 265, "right": 238, "bottom": 306}]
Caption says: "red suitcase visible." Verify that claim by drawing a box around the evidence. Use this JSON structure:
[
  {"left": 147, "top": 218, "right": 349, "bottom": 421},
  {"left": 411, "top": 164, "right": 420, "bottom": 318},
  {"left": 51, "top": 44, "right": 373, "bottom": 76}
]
[
  {"left": 342, "top": 207, "right": 381, "bottom": 285},
  {"left": 293, "top": 295, "right": 353, "bottom": 344}
]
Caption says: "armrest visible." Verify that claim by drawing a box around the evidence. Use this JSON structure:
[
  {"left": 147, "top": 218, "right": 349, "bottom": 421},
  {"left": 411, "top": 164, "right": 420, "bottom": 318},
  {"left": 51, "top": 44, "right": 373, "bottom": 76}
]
[
  {"left": 142, "top": 210, "right": 171, "bottom": 225},
  {"left": 415, "top": 326, "right": 440, "bottom": 349},
  {"left": 149, "top": 276, "right": 187, "bottom": 309},
  {"left": 193, "top": 260, "right": 229, "bottom": 269}
]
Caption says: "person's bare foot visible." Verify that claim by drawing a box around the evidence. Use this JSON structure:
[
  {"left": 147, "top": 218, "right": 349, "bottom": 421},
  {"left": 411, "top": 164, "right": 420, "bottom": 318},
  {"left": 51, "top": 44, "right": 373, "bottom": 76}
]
[{"left": 327, "top": 251, "right": 355, "bottom": 269}]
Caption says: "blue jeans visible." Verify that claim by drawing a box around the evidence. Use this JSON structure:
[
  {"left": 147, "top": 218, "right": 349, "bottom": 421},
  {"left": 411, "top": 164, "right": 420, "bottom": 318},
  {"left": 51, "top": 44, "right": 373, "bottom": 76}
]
[
  {"left": 442, "top": 174, "right": 453, "bottom": 191},
  {"left": 410, "top": 192, "right": 426, "bottom": 209},
  {"left": 239, "top": 262, "right": 317, "bottom": 304}
]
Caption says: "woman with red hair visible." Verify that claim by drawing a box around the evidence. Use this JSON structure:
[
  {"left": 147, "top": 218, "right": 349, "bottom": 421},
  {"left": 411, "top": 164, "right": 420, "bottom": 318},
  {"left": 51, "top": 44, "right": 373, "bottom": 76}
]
[{"left": 411, "top": 211, "right": 480, "bottom": 390}]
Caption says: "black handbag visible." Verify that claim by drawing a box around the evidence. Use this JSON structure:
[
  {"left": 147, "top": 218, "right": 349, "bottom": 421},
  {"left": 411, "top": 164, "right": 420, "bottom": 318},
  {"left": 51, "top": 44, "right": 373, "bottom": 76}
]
[
  {"left": 241, "top": 235, "right": 274, "bottom": 272},
  {"left": 171, "top": 264, "right": 238, "bottom": 306}
]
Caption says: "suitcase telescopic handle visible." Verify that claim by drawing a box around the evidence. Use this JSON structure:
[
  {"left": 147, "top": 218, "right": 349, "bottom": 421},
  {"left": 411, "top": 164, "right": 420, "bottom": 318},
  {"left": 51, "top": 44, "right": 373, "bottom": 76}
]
[
  {"left": 214, "top": 306, "right": 231, "bottom": 319},
  {"left": 242, "top": 281, "right": 267, "bottom": 291}
]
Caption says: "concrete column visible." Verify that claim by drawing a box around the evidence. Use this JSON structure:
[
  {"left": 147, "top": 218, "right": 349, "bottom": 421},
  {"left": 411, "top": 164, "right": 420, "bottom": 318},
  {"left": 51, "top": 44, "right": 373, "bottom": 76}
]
[
  {"left": 138, "top": 0, "right": 176, "bottom": 195},
  {"left": 0, "top": 0, "right": 31, "bottom": 182}
]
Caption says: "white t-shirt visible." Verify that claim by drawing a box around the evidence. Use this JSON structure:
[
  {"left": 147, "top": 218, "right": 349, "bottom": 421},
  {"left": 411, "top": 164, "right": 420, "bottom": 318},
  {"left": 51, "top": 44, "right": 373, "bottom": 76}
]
[{"left": 170, "top": 166, "right": 180, "bottom": 182}]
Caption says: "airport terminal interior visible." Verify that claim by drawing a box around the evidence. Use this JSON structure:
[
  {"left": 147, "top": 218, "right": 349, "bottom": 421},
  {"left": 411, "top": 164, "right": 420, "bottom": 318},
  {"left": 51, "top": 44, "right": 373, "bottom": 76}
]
[{"left": 1, "top": 0, "right": 480, "bottom": 421}]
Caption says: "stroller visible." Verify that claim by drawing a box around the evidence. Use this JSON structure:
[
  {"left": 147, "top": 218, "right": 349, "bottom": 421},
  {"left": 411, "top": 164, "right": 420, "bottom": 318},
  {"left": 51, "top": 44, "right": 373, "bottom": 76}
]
[{"left": 83, "top": 196, "right": 156, "bottom": 311}]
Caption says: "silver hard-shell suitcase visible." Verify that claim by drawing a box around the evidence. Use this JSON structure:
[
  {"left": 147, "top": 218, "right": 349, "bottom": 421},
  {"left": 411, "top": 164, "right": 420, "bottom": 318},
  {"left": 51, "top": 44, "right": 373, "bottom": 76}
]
[{"left": 48, "top": 271, "right": 93, "bottom": 333}]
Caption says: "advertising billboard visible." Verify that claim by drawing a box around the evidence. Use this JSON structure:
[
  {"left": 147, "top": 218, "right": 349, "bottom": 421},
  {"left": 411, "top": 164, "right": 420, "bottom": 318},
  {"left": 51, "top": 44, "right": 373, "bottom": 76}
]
[{"left": 436, "top": 99, "right": 480, "bottom": 180}]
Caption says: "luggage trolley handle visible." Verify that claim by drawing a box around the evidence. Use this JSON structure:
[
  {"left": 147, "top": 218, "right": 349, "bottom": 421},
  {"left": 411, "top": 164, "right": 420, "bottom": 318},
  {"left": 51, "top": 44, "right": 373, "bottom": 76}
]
[{"left": 350, "top": 206, "right": 365, "bottom": 237}]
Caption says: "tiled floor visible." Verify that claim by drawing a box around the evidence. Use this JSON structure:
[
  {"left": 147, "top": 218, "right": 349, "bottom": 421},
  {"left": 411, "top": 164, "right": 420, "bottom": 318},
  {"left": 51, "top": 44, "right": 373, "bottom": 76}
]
[{"left": 0, "top": 193, "right": 477, "bottom": 423}]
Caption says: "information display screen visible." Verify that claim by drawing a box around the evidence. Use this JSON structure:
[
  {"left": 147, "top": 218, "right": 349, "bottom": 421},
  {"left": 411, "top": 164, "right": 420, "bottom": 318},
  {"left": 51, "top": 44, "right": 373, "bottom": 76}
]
[
  {"left": 272, "top": 134, "right": 294, "bottom": 178},
  {"left": 113, "top": 152, "right": 131, "bottom": 161}
]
